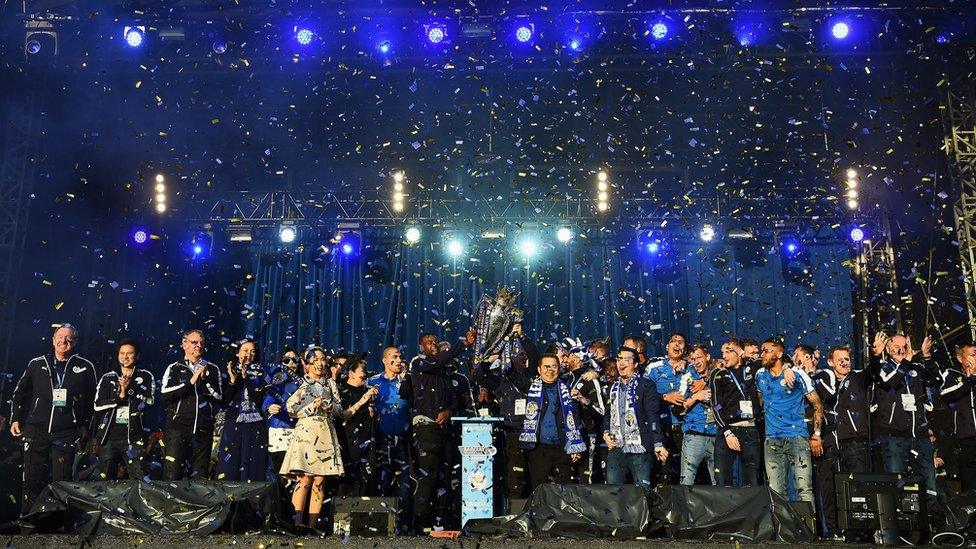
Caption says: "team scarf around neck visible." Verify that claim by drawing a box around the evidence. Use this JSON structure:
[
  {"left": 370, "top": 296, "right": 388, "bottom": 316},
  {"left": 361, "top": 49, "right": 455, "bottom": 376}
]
[
  {"left": 609, "top": 376, "right": 646, "bottom": 453},
  {"left": 519, "top": 378, "right": 586, "bottom": 455}
]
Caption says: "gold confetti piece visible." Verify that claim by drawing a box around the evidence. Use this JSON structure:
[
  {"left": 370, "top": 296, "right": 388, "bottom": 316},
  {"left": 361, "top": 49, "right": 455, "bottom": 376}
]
[{"left": 55, "top": 302, "right": 63, "bottom": 310}]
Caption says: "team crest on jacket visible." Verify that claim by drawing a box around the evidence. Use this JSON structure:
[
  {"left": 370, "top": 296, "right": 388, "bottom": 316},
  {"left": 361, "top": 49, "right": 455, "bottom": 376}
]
[
  {"left": 73, "top": 365, "right": 87, "bottom": 373},
  {"left": 525, "top": 401, "right": 539, "bottom": 419}
]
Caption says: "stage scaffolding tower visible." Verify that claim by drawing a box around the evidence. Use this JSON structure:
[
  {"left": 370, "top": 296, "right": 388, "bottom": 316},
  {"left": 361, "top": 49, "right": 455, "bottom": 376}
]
[
  {"left": 853, "top": 214, "right": 902, "bottom": 368},
  {"left": 943, "top": 81, "right": 976, "bottom": 342}
]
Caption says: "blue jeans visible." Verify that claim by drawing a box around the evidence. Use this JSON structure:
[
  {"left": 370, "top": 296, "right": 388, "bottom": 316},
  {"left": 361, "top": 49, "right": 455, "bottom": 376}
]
[
  {"left": 879, "top": 434, "right": 938, "bottom": 500},
  {"left": 606, "top": 449, "right": 653, "bottom": 497},
  {"left": 679, "top": 433, "right": 715, "bottom": 485},
  {"left": 764, "top": 436, "right": 814, "bottom": 504}
]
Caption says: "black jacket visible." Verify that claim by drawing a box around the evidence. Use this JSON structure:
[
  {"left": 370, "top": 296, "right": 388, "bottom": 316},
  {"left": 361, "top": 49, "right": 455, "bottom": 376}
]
[
  {"left": 562, "top": 365, "right": 606, "bottom": 436},
  {"left": 939, "top": 368, "right": 976, "bottom": 439},
  {"left": 160, "top": 358, "right": 222, "bottom": 433},
  {"left": 403, "top": 340, "right": 468, "bottom": 420},
  {"left": 92, "top": 367, "right": 156, "bottom": 445},
  {"left": 813, "top": 369, "right": 871, "bottom": 445},
  {"left": 471, "top": 335, "right": 540, "bottom": 432},
  {"left": 601, "top": 376, "right": 664, "bottom": 450},
  {"left": 870, "top": 356, "right": 939, "bottom": 438},
  {"left": 709, "top": 359, "right": 762, "bottom": 433},
  {"left": 11, "top": 354, "right": 97, "bottom": 434},
  {"left": 221, "top": 364, "right": 268, "bottom": 421}
]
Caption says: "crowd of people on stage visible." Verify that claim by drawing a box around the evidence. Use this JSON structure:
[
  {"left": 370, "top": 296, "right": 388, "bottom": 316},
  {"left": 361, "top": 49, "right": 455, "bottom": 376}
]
[{"left": 6, "top": 322, "right": 976, "bottom": 538}]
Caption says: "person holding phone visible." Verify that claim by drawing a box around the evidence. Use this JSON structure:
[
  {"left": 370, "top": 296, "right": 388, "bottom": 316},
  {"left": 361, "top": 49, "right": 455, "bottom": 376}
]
[{"left": 280, "top": 346, "right": 345, "bottom": 530}]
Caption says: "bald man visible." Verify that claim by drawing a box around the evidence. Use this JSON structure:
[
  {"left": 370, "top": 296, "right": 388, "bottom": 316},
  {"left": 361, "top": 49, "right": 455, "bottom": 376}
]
[
  {"left": 10, "top": 325, "right": 97, "bottom": 513},
  {"left": 367, "top": 346, "right": 411, "bottom": 529}
]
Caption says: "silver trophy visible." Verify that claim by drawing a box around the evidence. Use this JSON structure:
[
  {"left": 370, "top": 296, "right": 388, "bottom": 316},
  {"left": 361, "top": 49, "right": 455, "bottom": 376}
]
[{"left": 473, "top": 287, "right": 524, "bottom": 367}]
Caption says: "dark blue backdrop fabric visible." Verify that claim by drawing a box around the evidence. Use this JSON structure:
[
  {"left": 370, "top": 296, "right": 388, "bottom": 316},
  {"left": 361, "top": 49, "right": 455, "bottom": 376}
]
[{"left": 243, "top": 234, "right": 853, "bottom": 363}]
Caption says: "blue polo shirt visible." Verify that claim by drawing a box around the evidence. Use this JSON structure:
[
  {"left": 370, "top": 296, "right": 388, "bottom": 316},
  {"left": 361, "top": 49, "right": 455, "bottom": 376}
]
[
  {"left": 679, "top": 368, "right": 717, "bottom": 435},
  {"left": 755, "top": 366, "right": 814, "bottom": 439},
  {"left": 368, "top": 373, "right": 409, "bottom": 436},
  {"left": 644, "top": 358, "right": 686, "bottom": 424}
]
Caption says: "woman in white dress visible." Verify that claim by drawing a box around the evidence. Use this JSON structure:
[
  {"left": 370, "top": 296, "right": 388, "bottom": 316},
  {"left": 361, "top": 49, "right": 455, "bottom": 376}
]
[{"left": 279, "top": 346, "right": 345, "bottom": 529}]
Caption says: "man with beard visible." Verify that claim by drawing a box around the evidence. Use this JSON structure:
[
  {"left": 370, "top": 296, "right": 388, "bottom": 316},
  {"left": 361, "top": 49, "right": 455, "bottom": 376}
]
[
  {"left": 811, "top": 346, "right": 871, "bottom": 538},
  {"left": 755, "top": 338, "right": 824, "bottom": 506},
  {"left": 678, "top": 345, "right": 716, "bottom": 485},
  {"left": 710, "top": 337, "right": 764, "bottom": 486},
  {"left": 643, "top": 332, "right": 688, "bottom": 485}
]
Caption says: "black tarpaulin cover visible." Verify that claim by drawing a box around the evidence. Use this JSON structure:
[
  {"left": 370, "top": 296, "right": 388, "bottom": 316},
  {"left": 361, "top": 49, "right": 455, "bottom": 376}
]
[
  {"left": 649, "top": 485, "right": 816, "bottom": 542},
  {"left": 466, "top": 484, "right": 650, "bottom": 539},
  {"left": 20, "top": 481, "right": 276, "bottom": 535},
  {"left": 467, "top": 484, "right": 816, "bottom": 541}
]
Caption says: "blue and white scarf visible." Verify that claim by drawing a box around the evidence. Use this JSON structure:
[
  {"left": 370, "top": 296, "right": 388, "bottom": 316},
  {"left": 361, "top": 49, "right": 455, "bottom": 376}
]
[
  {"left": 519, "top": 378, "right": 586, "bottom": 455},
  {"left": 609, "top": 377, "right": 646, "bottom": 454}
]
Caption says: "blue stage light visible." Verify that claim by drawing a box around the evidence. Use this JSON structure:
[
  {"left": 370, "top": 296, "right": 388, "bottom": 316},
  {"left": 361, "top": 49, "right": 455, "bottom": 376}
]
[
  {"left": 295, "top": 28, "right": 314, "bottom": 45},
  {"left": 377, "top": 40, "right": 392, "bottom": 54},
  {"left": 780, "top": 237, "right": 802, "bottom": 258},
  {"left": 124, "top": 27, "right": 145, "bottom": 48},
  {"left": 647, "top": 241, "right": 660, "bottom": 254},
  {"left": 279, "top": 226, "right": 297, "bottom": 244},
  {"left": 651, "top": 22, "right": 669, "bottom": 40},
  {"left": 850, "top": 227, "right": 865, "bottom": 242},
  {"left": 936, "top": 33, "right": 950, "bottom": 44},
  {"left": 831, "top": 21, "right": 850, "bottom": 40},
  {"left": 427, "top": 25, "right": 446, "bottom": 44},
  {"left": 515, "top": 24, "right": 534, "bottom": 43},
  {"left": 568, "top": 38, "right": 581, "bottom": 51},
  {"left": 189, "top": 232, "right": 211, "bottom": 259},
  {"left": 338, "top": 233, "right": 361, "bottom": 258},
  {"left": 212, "top": 38, "right": 228, "bottom": 54},
  {"left": 132, "top": 229, "right": 149, "bottom": 246}
]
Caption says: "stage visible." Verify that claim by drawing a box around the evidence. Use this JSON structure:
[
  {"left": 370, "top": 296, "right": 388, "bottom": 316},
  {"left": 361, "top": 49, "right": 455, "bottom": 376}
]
[{"left": 4, "top": 535, "right": 874, "bottom": 549}]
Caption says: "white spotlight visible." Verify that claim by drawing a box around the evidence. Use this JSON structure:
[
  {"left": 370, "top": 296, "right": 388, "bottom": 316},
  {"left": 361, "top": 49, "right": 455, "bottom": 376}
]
[
  {"left": 447, "top": 239, "right": 464, "bottom": 258},
  {"left": 405, "top": 227, "right": 421, "bottom": 243},
  {"left": 393, "top": 171, "right": 404, "bottom": 183},
  {"left": 519, "top": 239, "right": 538, "bottom": 258},
  {"left": 279, "top": 226, "right": 297, "bottom": 244},
  {"left": 846, "top": 168, "right": 857, "bottom": 179},
  {"left": 155, "top": 174, "right": 165, "bottom": 183},
  {"left": 700, "top": 224, "right": 716, "bottom": 242},
  {"left": 556, "top": 227, "right": 573, "bottom": 243},
  {"left": 597, "top": 170, "right": 608, "bottom": 182}
]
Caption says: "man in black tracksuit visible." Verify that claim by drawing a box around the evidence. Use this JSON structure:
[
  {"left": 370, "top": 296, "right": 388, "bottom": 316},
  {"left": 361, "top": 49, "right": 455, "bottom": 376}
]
[
  {"left": 811, "top": 346, "right": 871, "bottom": 537},
  {"left": 160, "top": 329, "right": 222, "bottom": 480},
  {"left": 938, "top": 341, "right": 976, "bottom": 491},
  {"left": 869, "top": 332, "right": 941, "bottom": 506},
  {"left": 711, "top": 337, "right": 763, "bottom": 487},
  {"left": 401, "top": 328, "right": 475, "bottom": 532},
  {"left": 91, "top": 339, "right": 156, "bottom": 480},
  {"left": 9, "top": 325, "right": 97, "bottom": 513},
  {"left": 471, "top": 324, "right": 539, "bottom": 503},
  {"left": 558, "top": 339, "right": 606, "bottom": 484}
]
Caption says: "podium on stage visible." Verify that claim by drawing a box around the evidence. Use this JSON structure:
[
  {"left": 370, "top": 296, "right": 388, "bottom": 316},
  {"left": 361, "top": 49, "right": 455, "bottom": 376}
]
[{"left": 452, "top": 416, "right": 501, "bottom": 527}]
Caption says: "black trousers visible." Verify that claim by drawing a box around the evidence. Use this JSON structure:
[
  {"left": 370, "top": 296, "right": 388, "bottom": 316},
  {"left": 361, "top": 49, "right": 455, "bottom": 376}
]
[
  {"left": 526, "top": 444, "right": 574, "bottom": 490},
  {"left": 957, "top": 437, "right": 976, "bottom": 492},
  {"left": 504, "top": 432, "right": 530, "bottom": 498},
  {"left": 411, "top": 422, "right": 451, "bottom": 530},
  {"left": 22, "top": 426, "right": 78, "bottom": 513},
  {"left": 653, "top": 424, "right": 683, "bottom": 486},
  {"left": 713, "top": 425, "right": 761, "bottom": 487},
  {"left": 162, "top": 424, "right": 213, "bottom": 481},
  {"left": 813, "top": 438, "right": 870, "bottom": 534},
  {"left": 96, "top": 438, "right": 145, "bottom": 480}
]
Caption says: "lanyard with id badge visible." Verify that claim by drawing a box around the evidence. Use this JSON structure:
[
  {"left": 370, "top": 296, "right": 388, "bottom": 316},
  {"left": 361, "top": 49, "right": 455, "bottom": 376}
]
[
  {"left": 730, "top": 371, "right": 753, "bottom": 418},
  {"left": 52, "top": 364, "right": 68, "bottom": 408}
]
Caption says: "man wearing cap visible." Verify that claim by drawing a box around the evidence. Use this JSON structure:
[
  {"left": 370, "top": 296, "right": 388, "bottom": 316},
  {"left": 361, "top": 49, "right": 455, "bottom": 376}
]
[{"left": 557, "top": 337, "right": 606, "bottom": 484}]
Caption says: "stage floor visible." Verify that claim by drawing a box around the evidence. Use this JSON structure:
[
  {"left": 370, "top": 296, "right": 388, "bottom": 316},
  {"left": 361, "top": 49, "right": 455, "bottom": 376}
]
[{"left": 5, "top": 535, "right": 867, "bottom": 548}]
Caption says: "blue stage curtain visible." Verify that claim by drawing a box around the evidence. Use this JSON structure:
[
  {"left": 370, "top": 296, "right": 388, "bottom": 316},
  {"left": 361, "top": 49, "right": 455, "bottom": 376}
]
[{"left": 243, "top": 235, "right": 853, "bottom": 362}]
